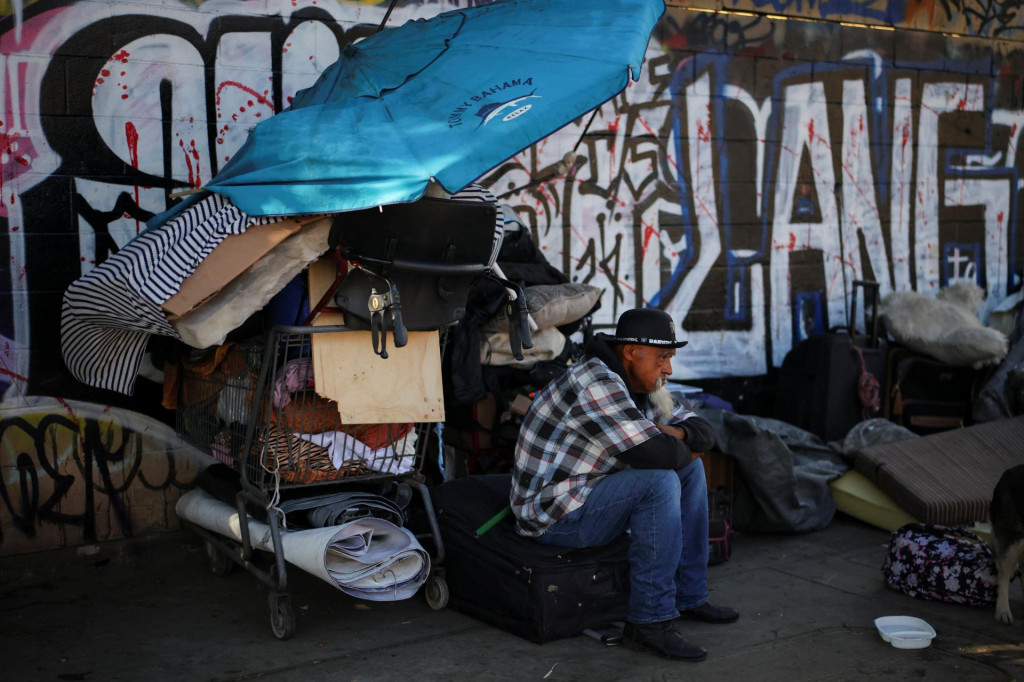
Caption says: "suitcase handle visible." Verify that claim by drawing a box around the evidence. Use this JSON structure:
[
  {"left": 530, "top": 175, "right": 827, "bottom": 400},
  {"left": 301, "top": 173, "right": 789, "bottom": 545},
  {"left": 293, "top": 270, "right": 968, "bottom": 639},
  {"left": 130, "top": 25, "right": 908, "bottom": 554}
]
[{"left": 849, "top": 280, "right": 881, "bottom": 348}]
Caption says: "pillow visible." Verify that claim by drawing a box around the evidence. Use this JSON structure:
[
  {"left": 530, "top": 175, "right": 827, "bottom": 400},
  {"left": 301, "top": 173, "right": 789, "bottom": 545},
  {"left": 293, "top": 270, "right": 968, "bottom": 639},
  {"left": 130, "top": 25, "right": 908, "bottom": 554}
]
[
  {"left": 483, "top": 283, "right": 602, "bottom": 331},
  {"left": 880, "top": 281, "right": 1008, "bottom": 368},
  {"left": 480, "top": 327, "right": 567, "bottom": 368}
]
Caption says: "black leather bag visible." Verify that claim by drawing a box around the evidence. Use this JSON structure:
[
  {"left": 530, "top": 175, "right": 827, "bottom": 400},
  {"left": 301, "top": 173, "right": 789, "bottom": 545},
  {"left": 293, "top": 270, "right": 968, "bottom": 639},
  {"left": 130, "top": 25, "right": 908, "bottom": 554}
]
[{"left": 431, "top": 475, "right": 629, "bottom": 643}]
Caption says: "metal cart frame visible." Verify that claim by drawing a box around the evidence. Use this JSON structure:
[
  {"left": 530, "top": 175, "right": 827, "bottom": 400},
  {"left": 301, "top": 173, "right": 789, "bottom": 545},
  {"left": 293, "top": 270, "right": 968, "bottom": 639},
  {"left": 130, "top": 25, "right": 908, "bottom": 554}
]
[{"left": 176, "top": 324, "right": 448, "bottom": 639}]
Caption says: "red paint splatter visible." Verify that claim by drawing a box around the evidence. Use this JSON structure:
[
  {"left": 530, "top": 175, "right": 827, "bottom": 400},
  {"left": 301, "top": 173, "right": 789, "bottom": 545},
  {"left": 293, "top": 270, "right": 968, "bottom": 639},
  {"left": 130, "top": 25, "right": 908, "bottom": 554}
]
[
  {"left": 0, "top": 365, "right": 29, "bottom": 384},
  {"left": 696, "top": 119, "right": 710, "bottom": 143},
  {"left": 125, "top": 122, "right": 139, "bottom": 169},
  {"left": 111, "top": 49, "right": 130, "bottom": 64},
  {"left": 182, "top": 138, "right": 202, "bottom": 188},
  {"left": 807, "top": 119, "right": 815, "bottom": 144},
  {"left": 641, "top": 224, "right": 657, "bottom": 256},
  {"left": 125, "top": 121, "right": 141, "bottom": 233},
  {"left": 0, "top": 127, "right": 38, "bottom": 217}
]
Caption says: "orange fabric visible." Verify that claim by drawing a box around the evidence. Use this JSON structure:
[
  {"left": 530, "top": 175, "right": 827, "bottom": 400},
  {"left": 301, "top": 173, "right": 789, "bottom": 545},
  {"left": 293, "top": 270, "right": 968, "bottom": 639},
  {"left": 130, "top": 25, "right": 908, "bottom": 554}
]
[{"left": 270, "top": 391, "right": 413, "bottom": 448}]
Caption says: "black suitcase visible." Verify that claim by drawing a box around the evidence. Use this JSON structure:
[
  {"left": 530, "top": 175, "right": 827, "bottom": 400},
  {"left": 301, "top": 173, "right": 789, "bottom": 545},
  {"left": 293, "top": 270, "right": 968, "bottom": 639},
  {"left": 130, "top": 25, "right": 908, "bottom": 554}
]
[
  {"left": 431, "top": 474, "right": 629, "bottom": 643},
  {"left": 885, "top": 347, "right": 978, "bottom": 434},
  {"left": 774, "top": 281, "right": 888, "bottom": 442}
]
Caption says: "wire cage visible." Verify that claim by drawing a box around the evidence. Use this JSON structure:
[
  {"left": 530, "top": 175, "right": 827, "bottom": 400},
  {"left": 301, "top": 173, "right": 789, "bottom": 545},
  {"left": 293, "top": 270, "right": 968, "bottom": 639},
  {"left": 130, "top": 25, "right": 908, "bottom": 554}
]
[
  {"left": 175, "top": 324, "right": 450, "bottom": 639},
  {"left": 177, "top": 326, "right": 444, "bottom": 494}
]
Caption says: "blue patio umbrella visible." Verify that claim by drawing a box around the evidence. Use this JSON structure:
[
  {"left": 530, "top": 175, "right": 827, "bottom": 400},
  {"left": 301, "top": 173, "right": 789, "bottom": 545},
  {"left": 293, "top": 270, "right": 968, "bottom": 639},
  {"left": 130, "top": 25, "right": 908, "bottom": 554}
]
[{"left": 204, "top": 0, "right": 665, "bottom": 216}]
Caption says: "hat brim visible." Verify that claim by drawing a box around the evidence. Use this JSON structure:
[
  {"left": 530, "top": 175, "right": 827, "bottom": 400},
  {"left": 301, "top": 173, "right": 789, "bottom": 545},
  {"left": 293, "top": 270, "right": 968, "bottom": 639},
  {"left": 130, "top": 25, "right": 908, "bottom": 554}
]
[{"left": 595, "top": 332, "right": 688, "bottom": 349}]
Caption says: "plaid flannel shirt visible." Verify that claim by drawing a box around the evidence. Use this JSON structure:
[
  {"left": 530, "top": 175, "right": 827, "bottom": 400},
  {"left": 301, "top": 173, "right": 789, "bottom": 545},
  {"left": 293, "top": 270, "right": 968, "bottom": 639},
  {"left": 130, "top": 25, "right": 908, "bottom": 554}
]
[{"left": 510, "top": 354, "right": 697, "bottom": 537}]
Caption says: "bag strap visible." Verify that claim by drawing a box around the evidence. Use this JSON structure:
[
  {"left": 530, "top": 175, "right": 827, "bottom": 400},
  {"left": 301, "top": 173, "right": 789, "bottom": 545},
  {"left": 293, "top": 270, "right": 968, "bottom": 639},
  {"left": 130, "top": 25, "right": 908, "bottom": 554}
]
[{"left": 902, "top": 522, "right": 990, "bottom": 550}]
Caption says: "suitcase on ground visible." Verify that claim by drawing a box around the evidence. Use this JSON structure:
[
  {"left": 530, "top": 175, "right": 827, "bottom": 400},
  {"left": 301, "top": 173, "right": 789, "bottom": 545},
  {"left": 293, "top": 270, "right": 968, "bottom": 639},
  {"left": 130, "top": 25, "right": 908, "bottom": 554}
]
[
  {"left": 774, "top": 281, "right": 887, "bottom": 442},
  {"left": 885, "top": 347, "right": 977, "bottom": 434},
  {"left": 430, "top": 474, "right": 629, "bottom": 643}
]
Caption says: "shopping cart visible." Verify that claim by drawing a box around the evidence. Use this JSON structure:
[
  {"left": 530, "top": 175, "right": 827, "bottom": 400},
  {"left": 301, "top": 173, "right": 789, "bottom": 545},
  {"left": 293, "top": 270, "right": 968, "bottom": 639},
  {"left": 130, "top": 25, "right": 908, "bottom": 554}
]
[{"left": 176, "top": 324, "right": 449, "bottom": 639}]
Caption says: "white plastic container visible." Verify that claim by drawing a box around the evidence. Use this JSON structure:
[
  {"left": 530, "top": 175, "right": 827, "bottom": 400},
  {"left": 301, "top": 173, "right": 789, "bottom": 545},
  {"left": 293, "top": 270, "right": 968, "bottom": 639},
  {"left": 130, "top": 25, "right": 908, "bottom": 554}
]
[{"left": 874, "top": 616, "right": 937, "bottom": 649}]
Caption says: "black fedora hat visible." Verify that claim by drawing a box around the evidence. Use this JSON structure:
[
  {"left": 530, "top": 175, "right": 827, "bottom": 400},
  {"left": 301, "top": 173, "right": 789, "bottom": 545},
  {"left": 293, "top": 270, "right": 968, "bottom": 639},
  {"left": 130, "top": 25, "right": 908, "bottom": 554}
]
[{"left": 597, "top": 308, "right": 687, "bottom": 348}]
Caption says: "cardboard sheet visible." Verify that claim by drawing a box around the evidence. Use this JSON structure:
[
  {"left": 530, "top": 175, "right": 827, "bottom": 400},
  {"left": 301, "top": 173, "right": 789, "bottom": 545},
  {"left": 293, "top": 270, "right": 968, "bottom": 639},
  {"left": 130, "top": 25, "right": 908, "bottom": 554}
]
[
  {"left": 306, "top": 258, "right": 445, "bottom": 424},
  {"left": 163, "top": 218, "right": 305, "bottom": 318}
]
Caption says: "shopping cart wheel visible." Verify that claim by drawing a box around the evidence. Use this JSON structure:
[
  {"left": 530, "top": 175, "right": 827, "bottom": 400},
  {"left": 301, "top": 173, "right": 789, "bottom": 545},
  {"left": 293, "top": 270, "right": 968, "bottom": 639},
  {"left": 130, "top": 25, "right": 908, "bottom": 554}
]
[
  {"left": 205, "top": 540, "right": 236, "bottom": 577},
  {"left": 424, "top": 574, "right": 449, "bottom": 610},
  {"left": 268, "top": 592, "right": 296, "bottom": 640}
]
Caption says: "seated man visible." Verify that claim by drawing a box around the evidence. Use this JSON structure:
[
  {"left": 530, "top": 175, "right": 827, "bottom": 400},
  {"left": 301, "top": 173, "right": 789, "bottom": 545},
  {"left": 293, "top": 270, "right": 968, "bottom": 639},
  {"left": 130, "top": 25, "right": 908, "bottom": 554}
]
[{"left": 510, "top": 308, "right": 737, "bottom": 662}]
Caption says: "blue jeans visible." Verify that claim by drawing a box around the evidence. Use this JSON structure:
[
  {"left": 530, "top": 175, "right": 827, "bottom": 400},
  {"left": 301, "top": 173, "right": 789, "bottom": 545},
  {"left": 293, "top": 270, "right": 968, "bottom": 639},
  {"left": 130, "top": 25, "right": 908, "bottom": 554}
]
[{"left": 535, "top": 460, "right": 709, "bottom": 624}]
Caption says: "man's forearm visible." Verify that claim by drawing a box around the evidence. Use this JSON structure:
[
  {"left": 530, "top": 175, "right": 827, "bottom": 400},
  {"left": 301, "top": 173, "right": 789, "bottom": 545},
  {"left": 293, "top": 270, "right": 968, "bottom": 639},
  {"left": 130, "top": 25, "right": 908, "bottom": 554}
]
[{"left": 662, "top": 416, "right": 716, "bottom": 452}]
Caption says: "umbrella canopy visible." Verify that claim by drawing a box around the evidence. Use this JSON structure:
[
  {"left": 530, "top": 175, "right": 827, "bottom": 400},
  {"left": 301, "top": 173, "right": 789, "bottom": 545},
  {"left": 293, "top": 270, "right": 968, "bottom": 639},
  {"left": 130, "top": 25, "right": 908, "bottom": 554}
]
[{"left": 204, "top": 0, "right": 664, "bottom": 216}]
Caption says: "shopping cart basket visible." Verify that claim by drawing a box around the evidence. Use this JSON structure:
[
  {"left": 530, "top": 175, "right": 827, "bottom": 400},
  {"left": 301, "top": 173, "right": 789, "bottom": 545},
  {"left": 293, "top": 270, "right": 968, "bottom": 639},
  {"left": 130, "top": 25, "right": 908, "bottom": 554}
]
[{"left": 176, "top": 324, "right": 449, "bottom": 639}]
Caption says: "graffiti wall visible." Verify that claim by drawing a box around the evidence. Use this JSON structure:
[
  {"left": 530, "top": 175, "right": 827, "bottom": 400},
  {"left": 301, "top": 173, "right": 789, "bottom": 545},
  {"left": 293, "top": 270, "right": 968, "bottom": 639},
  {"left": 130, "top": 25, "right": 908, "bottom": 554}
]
[
  {"left": 2, "top": 0, "right": 1022, "bottom": 551},
  {"left": 1, "top": 400, "right": 208, "bottom": 554}
]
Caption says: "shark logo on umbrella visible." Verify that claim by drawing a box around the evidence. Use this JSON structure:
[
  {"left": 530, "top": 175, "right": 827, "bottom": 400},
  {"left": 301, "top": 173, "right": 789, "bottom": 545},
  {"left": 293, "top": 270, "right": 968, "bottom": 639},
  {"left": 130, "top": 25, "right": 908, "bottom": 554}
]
[{"left": 475, "top": 90, "right": 541, "bottom": 128}]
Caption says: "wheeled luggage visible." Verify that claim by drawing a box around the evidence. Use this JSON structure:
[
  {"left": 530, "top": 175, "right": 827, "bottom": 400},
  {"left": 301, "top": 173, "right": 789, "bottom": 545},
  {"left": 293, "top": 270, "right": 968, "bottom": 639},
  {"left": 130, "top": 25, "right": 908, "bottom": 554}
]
[
  {"left": 430, "top": 474, "right": 630, "bottom": 643},
  {"left": 774, "top": 280, "right": 887, "bottom": 442}
]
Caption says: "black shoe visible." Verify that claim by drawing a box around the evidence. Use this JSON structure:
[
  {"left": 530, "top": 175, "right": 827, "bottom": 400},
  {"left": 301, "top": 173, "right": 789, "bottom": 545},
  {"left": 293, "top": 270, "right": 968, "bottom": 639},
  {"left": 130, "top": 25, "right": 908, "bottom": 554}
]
[
  {"left": 679, "top": 602, "right": 739, "bottom": 624},
  {"left": 623, "top": 620, "right": 708, "bottom": 661}
]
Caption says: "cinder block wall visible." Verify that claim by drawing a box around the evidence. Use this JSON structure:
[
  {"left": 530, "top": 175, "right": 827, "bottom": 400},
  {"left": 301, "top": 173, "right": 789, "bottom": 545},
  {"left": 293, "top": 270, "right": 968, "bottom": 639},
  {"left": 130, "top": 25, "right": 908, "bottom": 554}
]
[{"left": 2, "top": 0, "right": 1022, "bottom": 553}]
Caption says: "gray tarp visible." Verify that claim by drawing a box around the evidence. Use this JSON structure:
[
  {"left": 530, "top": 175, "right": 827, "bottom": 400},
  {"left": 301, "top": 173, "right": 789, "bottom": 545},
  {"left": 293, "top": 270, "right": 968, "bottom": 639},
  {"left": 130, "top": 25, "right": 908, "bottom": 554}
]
[
  {"left": 973, "top": 337, "right": 1024, "bottom": 423},
  {"left": 701, "top": 409, "right": 849, "bottom": 533}
]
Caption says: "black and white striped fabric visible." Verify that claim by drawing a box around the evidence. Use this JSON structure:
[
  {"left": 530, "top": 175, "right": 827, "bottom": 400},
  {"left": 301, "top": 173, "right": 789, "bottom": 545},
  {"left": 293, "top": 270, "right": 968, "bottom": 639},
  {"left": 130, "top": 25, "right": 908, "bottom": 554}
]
[
  {"left": 61, "top": 193, "right": 280, "bottom": 394},
  {"left": 448, "top": 183, "right": 504, "bottom": 266},
  {"left": 61, "top": 185, "right": 503, "bottom": 395}
]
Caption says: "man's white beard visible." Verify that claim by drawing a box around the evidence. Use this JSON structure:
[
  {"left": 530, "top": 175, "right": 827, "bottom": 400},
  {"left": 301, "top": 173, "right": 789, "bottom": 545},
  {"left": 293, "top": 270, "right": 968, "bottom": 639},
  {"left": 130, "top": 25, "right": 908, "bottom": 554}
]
[{"left": 649, "top": 384, "right": 674, "bottom": 421}]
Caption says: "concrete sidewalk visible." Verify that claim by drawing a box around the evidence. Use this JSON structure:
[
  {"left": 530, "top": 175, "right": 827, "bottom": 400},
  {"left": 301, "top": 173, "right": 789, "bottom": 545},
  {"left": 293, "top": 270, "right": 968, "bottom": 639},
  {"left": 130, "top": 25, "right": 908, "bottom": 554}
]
[{"left": 2, "top": 514, "right": 1022, "bottom": 681}]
